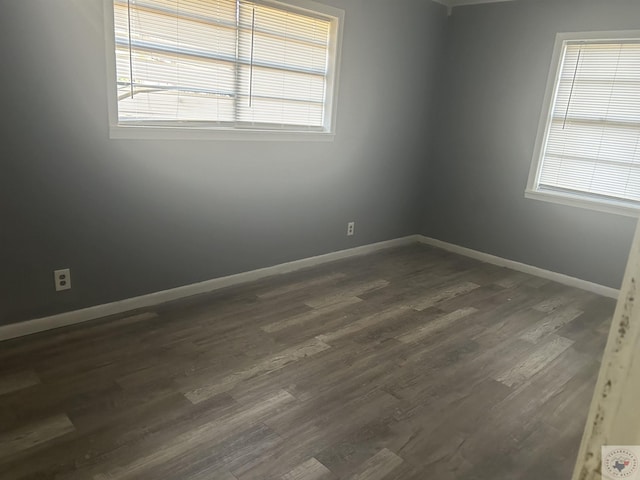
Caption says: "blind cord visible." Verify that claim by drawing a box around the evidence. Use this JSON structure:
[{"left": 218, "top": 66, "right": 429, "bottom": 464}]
[
  {"left": 563, "top": 43, "right": 583, "bottom": 130},
  {"left": 249, "top": 8, "right": 256, "bottom": 107},
  {"left": 127, "top": 0, "right": 134, "bottom": 99}
]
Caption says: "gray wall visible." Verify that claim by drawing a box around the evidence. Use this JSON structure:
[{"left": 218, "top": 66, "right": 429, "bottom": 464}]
[
  {"left": 0, "top": 0, "right": 447, "bottom": 325},
  {"left": 7, "top": 0, "right": 634, "bottom": 327},
  {"left": 423, "top": 0, "right": 640, "bottom": 289}
]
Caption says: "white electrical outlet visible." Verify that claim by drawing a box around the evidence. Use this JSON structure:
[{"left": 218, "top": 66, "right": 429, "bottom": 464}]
[
  {"left": 54, "top": 268, "right": 71, "bottom": 292},
  {"left": 347, "top": 221, "right": 355, "bottom": 236}
]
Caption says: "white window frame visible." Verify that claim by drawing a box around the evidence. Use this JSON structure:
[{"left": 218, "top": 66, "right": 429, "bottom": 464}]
[
  {"left": 526, "top": 30, "right": 640, "bottom": 217},
  {"left": 103, "top": 0, "right": 344, "bottom": 141}
]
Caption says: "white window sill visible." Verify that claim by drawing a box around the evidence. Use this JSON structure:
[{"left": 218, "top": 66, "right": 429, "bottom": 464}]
[
  {"left": 525, "top": 189, "right": 640, "bottom": 218},
  {"left": 109, "top": 125, "right": 336, "bottom": 142}
]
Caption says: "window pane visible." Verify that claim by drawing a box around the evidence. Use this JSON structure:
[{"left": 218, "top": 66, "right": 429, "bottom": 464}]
[
  {"left": 236, "top": 1, "right": 330, "bottom": 127},
  {"left": 114, "top": 0, "right": 238, "bottom": 123},
  {"left": 537, "top": 41, "right": 640, "bottom": 206},
  {"left": 112, "top": 0, "right": 337, "bottom": 131}
]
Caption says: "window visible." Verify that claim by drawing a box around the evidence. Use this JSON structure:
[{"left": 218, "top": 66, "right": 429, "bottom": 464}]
[
  {"left": 104, "top": 0, "right": 343, "bottom": 140},
  {"left": 526, "top": 32, "right": 640, "bottom": 216}
]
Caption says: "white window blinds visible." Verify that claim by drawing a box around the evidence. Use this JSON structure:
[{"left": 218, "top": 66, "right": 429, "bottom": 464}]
[
  {"left": 536, "top": 40, "right": 640, "bottom": 206},
  {"left": 112, "top": 0, "right": 334, "bottom": 130}
]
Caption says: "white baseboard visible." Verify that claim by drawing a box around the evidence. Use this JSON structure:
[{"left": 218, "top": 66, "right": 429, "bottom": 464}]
[
  {"left": 0, "top": 235, "right": 421, "bottom": 341},
  {"left": 418, "top": 235, "right": 620, "bottom": 299},
  {"left": 1, "top": 233, "right": 619, "bottom": 341}
]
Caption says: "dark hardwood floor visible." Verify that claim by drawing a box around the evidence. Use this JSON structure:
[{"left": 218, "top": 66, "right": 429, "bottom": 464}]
[{"left": 0, "top": 244, "right": 616, "bottom": 479}]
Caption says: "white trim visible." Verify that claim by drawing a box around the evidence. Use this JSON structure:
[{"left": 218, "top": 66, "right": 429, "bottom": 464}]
[
  {"left": 430, "top": 0, "right": 514, "bottom": 8},
  {"left": 323, "top": 0, "right": 344, "bottom": 137},
  {"left": 417, "top": 235, "right": 620, "bottom": 299},
  {"left": 526, "top": 32, "right": 566, "bottom": 198},
  {"left": 103, "top": 0, "right": 118, "bottom": 134},
  {"left": 525, "top": 189, "right": 640, "bottom": 218},
  {"left": 449, "top": 0, "right": 512, "bottom": 6},
  {"left": 109, "top": 126, "right": 336, "bottom": 142},
  {"left": 0, "top": 236, "right": 420, "bottom": 341}
]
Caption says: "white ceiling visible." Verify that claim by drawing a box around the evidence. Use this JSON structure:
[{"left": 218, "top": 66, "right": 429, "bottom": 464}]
[{"left": 432, "top": 0, "right": 514, "bottom": 8}]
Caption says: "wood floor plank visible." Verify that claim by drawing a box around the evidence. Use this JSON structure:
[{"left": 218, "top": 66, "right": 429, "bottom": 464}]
[
  {"left": 262, "top": 297, "right": 363, "bottom": 333},
  {"left": 494, "top": 271, "right": 530, "bottom": 289},
  {"left": 317, "top": 304, "right": 412, "bottom": 344},
  {"left": 0, "top": 370, "right": 40, "bottom": 396},
  {"left": 498, "top": 347, "right": 593, "bottom": 417},
  {"left": 391, "top": 378, "right": 512, "bottom": 461},
  {"left": 0, "top": 392, "right": 235, "bottom": 480},
  {"left": 0, "top": 244, "right": 614, "bottom": 480},
  {"left": 282, "top": 458, "right": 333, "bottom": 480},
  {"left": 407, "top": 281, "right": 480, "bottom": 311},
  {"left": 395, "top": 307, "right": 478, "bottom": 344},
  {"left": 519, "top": 306, "right": 583, "bottom": 344},
  {"left": 187, "top": 468, "right": 238, "bottom": 480},
  {"left": 493, "top": 335, "right": 575, "bottom": 388},
  {"left": 531, "top": 291, "right": 581, "bottom": 313},
  {"left": 184, "top": 339, "right": 331, "bottom": 404},
  {"left": 142, "top": 423, "right": 281, "bottom": 480},
  {"left": 304, "top": 279, "right": 389, "bottom": 309},
  {"left": 234, "top": 389, "right": 399, "bottom": 479},
  {"left": 257, "top": 273, "right": 347, "bottom": 299},
  {"left": 349, "top": 448, "right": 404, "bottom": 480},
  {"left": 0, "top": 414, "right": 74, "bottom": 460},
  {"left": 449, "top": 348, "right": 596, "bottom": 474},
  {"left": 93, "top": 390, "right": 295, "bottom": 480},
  {"left": 229, "top": 336, "right": 399, "bottom": 406}
]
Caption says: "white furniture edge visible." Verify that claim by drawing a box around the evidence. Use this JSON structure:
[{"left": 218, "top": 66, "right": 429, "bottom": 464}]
[
  {"left": 0, "top": 235, "right": 420, "bottom": 341},
  {"left": 418, "top": 235, "right": 620, "bottom": 299},
  {"left": 572, "top": 219, "right": 640, "bottom": 479}
]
